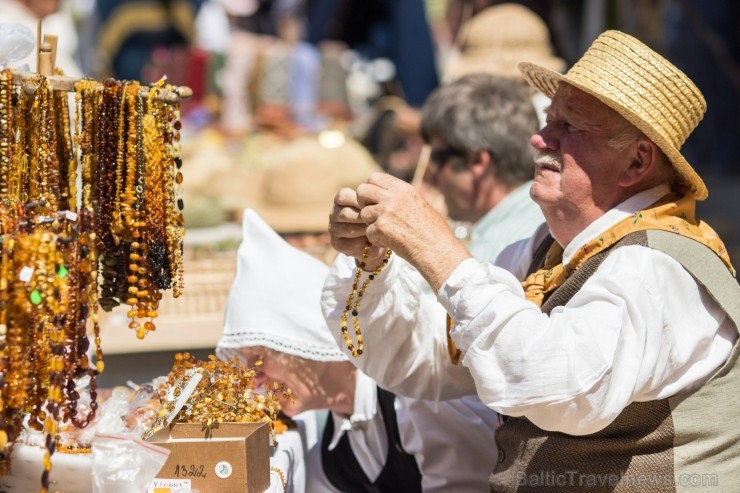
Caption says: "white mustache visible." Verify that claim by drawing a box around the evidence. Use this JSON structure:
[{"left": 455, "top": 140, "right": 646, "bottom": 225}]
[{"left": 534, "top": 152, "right": 562, "bottom": 171}]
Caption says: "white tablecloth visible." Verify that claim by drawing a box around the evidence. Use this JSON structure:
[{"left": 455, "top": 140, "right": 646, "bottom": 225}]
[{"left": 0, "top": 411, "right": 323, "bottom": 493}]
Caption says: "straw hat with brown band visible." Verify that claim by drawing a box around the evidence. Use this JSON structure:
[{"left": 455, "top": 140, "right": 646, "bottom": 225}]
[{"left": 518, "top": 30, "right": 709, "bottom": 201}]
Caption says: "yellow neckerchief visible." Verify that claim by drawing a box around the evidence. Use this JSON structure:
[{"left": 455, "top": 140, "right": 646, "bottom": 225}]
[{"left": 521, "top": 192, "right": 735, "bottom": 307}]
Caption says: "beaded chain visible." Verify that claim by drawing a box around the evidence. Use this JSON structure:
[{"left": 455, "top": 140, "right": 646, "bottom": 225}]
[
  {"left": 53, "top": 87, "right": 74, "bottom": 211},
  {"left": 340, "top": 244, "right": 393, "bottom": 357},
  {"left": 0, "top": 70, "right": 13, "bottom": 201}
]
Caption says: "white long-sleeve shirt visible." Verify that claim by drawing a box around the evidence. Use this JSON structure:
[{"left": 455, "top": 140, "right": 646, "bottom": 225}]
[{"left": 322, "top": 184, "right": 737, "bottom": 435}]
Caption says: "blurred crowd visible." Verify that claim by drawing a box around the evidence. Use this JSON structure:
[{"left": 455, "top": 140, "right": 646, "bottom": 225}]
[{"left": 2, "top": 0, "right": 739, "bottom": 239}]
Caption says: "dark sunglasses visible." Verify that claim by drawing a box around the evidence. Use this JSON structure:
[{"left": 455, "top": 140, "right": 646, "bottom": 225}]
[{"left": 429, "top": 147, "right": 468, "bottom": 169}]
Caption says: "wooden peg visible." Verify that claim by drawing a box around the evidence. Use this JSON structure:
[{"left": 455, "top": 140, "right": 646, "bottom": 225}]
[
  {"left": 38, "top": 42, "right": 54, "bottom": 76},
  {"left": 43, "top": 34, "right": 58, "bottom": 72}
]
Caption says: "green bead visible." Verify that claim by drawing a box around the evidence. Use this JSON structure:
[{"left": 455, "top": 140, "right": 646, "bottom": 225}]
[
  {"left": 30, "top": 290, "right": 43, "bottom": 305},
  {"left": 57, "top": 265, "right": 69, "bottom": 278}
]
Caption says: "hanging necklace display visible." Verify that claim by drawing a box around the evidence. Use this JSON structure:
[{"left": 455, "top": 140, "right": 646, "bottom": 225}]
[{"left": 0, "top": 34, "right": 191, "bottom": 488}]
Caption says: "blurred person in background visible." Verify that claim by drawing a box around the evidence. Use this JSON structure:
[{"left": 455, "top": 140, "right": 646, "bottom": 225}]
[
  {"left": 305, "top": 0, "right": 439, "bottom": 182},
  {"left": 94, "top": 0, "right": 203, "bottom": 81},
  {"left": 218, "top": 0, "right": 327, "bottom": 137},
  {"left": 306, "top": 0, "right": 439, "bottom": 109},
  {"left": 418, "top": 73, "right": 544, "bottom": 260}
]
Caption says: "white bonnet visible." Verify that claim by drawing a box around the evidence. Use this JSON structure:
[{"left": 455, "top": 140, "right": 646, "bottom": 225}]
[{"left": 215, "top": 209, "right": 348, "bottom": 363}]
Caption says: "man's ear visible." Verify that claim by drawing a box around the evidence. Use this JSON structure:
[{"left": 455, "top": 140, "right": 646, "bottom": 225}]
[
  {"left": 470, "top": 150, "right": 493, "bottom": 179},
  {"left": 619, "top": 140, "right": 656, "bottom": 187}
]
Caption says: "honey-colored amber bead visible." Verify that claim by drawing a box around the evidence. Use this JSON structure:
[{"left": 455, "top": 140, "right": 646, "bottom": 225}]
[
  {"left": 45, "top": 416, "right": 57, "bottom": 435},
  {"left": 127, "top": 286, "right": 139, "bottom": 294},
  {"left": 0, "top": 430, "right": 7, "bottom": 448},
  {"left": 126, "top": 297, "right": 139, "bottom": 306},
  {"left": 127, "top": 275, "right": 138, "bottom": 283},
  {"left": 136, "top": 327, "right": 146, "bottom": 339},
  {"left": 147, "top": 310, "right": 158, "bottom": 318},
  {"left": 144, "top": 321, "right": 156, "bottom": 331},
  {"left": 96, "top": 360, "right": 105, "bottom": 373},
  {"left": 128, "top": 321, "right": 140, "bottom": 329}
]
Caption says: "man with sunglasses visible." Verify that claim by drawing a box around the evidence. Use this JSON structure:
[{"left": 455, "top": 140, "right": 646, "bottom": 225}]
[{"left": 420, "top": 73, "right": 544, "bottom": 262}]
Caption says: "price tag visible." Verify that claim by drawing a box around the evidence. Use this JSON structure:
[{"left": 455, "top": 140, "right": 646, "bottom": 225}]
[{"left": 19, "top": 266, "right": 34, "bottom": 283}]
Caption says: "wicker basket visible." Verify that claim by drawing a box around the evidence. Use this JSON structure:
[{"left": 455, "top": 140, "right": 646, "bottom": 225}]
[{"left": 98, "top": 247, "right": 238, "bottom": 354}]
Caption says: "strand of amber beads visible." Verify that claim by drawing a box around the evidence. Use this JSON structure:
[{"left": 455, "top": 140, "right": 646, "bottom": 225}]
[
  {"left": 0, "top": 69, "right": 12, "bottom": 201},
  {"left": 340, "top": 244, "right": 392, "bottom": 357}
]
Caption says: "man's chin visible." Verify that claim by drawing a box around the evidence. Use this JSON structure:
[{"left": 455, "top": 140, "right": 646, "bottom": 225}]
[{"left": 530, "top": 182, "right": 557, "bottom": 206}]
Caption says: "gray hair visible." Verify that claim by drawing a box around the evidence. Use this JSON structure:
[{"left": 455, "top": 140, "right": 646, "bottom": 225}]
[{"left": 420, "top": 73, "right": 540, "bottom": 187}]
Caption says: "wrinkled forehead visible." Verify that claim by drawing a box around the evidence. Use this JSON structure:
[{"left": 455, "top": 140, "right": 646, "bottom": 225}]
[{"left": 550, "top": 84, "right": 625, "bottom": 129}]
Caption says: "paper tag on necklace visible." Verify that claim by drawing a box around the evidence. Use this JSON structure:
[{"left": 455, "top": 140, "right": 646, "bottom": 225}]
[{"left": 19, "top": 266, "right": 34, "bottom": 283}]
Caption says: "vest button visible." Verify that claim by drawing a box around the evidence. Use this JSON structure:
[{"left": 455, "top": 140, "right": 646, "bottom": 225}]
[{"left": 497, "top": 448, "right": 505, "bottom": 463}]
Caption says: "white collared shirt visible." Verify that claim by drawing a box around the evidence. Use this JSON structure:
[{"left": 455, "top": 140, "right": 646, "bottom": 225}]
[
  {"left": 305, "top": 372, "right": 499, "bottom": 492},
  {"left": 306, "top": 371, "right": 386, "bottom": 492},
  {"left": 326, "top": 371, "right": 387, "bottom": 472}
]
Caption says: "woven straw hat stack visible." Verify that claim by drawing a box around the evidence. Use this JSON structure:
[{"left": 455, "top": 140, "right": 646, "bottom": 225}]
[
  {"left": 444, "top": 3, "right": 564, "bottom": 81},
  {"left": 519, "top": 30, "right": 708, "bottom": 200}
]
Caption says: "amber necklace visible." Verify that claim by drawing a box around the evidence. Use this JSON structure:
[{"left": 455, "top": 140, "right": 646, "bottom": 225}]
[{"left": 340, "top": 244, "right": 392, "bottom": 357}]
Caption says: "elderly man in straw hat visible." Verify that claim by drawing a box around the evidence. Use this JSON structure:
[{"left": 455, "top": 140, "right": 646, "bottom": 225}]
[{"left": 322, "top": 29, "right": 739, "bottom": 491}]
